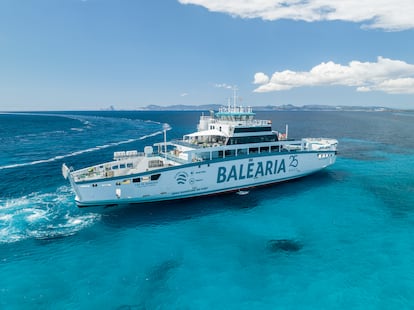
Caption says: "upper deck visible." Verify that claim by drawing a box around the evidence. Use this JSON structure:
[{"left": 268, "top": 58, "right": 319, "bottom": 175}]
[
  {"left": 66, "top": 136, "right": 337, "bottom": 184},
  {"left": 216, "top": 105, "right": 254, "bottom": 119},
  {"left": 200, "top": 115, "right": 272, "bottom": 127}
]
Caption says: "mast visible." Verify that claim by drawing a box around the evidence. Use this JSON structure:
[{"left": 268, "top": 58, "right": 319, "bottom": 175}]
[
  {"left": 162, "top": 123, "right": 169, "bottom": 156},
  {"left": 232, "top": 85, "right": 238, "bottom": 111}
]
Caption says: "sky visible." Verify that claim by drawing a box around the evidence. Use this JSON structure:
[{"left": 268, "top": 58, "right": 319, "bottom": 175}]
[{"left": 1, "top": 0, "right": 414, "bottom": 111}]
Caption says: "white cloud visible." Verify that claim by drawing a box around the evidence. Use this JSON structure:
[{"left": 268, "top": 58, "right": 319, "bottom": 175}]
[
  {"left": 180, "top": 92, "right": 189, "bottom": 97},
  {"left": 359, "top": 78, "right": 414, "bottom": 94},
  {"left": 253, "top": 57, "right": 414, "bottom": 94},
  {"left": 178, "top": 0, "right": 414, "bottom": 31},
  {"left": 253, "top": 72, "right": 269, "bottom": 85}
]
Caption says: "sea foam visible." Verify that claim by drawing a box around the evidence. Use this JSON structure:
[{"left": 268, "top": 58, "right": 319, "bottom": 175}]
[{"left": 0, "top": 187, "right": 100, "bottom": 243}]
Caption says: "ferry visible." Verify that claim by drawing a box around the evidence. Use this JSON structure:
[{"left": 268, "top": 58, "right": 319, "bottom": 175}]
[{"left": 62, "top": 101, "right": 338, "bottom": 207}]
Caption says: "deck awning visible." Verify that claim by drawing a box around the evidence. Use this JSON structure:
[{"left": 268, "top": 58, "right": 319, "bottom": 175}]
[{"left": 185, "top": 129, "right": 228, "bottom": 138}]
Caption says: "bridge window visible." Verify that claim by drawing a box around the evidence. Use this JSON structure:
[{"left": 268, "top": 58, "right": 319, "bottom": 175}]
[{"left": 234, "top": 126, "right": 271, "bottom": 133}]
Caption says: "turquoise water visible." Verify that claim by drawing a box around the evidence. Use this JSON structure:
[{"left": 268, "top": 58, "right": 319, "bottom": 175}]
[{"left": 0, "top": 111, "right": 413, "bottom": 309}]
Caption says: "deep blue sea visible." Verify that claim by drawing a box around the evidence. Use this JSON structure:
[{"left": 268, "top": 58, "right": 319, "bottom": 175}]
[{"left": 1, "top": 110, "right": 413, "bottom": 309}]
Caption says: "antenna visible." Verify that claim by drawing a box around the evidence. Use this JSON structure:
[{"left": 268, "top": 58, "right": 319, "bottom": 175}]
[
  {"left": 162, "top": 123, "right": 169, "bottom": 156},
  {"left": 232, "top": 85, "right": 238, "bottom": 111}
]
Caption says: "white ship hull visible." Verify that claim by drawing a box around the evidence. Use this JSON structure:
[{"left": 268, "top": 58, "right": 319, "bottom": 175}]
[{"left": 67, "top": 149, "right": 336, "bottom": 207}]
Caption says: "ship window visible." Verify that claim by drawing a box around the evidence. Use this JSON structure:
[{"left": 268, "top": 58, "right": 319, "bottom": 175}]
[
  {"left": 151, "top": 174, "right": 161, "bottom": 181},
  {"left": 148, "top": 160, "right": 164, "bottom": 168},
  {"left": 200, "top": 152, "right": 210, "bottom": 160},
  {"left": 234, "top": 126, "right": 271, "bottom": 133},
  {"left": 211, "top": 151, "right": 221, "bottom": 159},
  {"left": 227, "top": 135, "right": 277, "bottom": 145},
  {"left": 119, "top": 164, "right": 126, "bottom": 169},
  {"left": 237, "top": 149, "right": 247, "bottom": 155},
  {"left": 127, "top": 163, "right": 133, "bottom": 168},
  {"left": 133, "top": 177, "right": 141, "bottom": 183},
  {"left": 112, "top": 165, "right": 119, "bottom": 170}
]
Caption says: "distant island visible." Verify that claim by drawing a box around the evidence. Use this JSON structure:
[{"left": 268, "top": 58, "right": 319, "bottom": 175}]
[{"left": 128, "top": 104, "right": 411, "bottom": 112}]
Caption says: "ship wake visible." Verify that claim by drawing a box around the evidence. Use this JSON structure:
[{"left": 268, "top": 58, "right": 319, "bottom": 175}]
[{"left": 0, "top": 186, "right": 101, "bottom": 243}]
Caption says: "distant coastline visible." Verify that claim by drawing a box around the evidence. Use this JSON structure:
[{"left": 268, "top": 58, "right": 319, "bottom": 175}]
[
  {"left": 115, "top": 104, "right": 413, "bottom": 113},
  {"left": 3, "top": 104, "right": 413, "bottom": 113}
]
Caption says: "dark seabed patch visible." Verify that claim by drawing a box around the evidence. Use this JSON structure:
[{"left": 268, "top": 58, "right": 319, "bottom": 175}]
[
  {"left": 116, "top": 305, "right": 145, "bottom": 310},
  {"left": 358, "top": 153, "right": 414, "bottom": 218},
  {"left": 116, "top": 259, "right": 181, "bottom": 310},
  {"left": 366, "top": 182, "right": 414, "bottom": 218},
  {"left": 267, "top": 239, "right": 303, "bottom": 253},
  {"left": 137, "top": 259, "right": 181, "bottom": 308},
  {"left": 145, "top": 259, "right": 180, "bottom": 283}
]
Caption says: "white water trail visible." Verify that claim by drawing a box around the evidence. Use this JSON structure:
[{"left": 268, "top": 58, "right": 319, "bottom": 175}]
[
  {"left": 0, "top": 130, "right": 164, "bottom": 171},
  {"left": 0, "top": 187, "right": 101, "bottom": 244}
]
